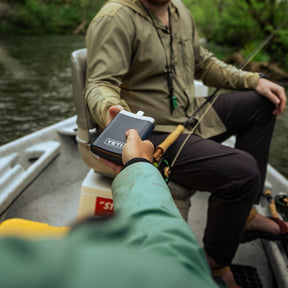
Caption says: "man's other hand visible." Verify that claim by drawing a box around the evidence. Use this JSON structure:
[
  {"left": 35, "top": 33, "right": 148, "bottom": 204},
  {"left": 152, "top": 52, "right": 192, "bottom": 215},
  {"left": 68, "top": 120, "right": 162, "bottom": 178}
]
[
  {"left": 105, "top": 105, "right": 124, "bottom": 126},
  {"left": 255, "top": 78, "right": 287, "bottom": 116}
]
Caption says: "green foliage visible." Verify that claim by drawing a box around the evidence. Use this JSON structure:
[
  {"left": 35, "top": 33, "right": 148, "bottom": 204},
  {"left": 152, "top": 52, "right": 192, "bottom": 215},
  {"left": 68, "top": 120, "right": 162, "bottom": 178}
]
[
  {"left": 1, "top": 0, "right": 287, "bottom": 69},
  {"left": 183, "top": 0, "right": 222, "bottom": 40},
  {"left": 185, "top": 0, "right": 288, "bottom": 69},
  {"left": 270, "top": 28, "right": 288, "bottom": 65},
  {"left": 0, "top": 0, "right": 105, "bottom": 35}
]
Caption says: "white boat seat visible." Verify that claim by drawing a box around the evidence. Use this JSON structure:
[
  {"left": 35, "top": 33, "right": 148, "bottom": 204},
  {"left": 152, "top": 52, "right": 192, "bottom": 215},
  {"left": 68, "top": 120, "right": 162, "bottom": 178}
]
[
  {"left": 71, "top": 49, "right": 116, "bottom": 178},
  {"left": 71, "top": 49, "right": 200, "bottom": 220}
]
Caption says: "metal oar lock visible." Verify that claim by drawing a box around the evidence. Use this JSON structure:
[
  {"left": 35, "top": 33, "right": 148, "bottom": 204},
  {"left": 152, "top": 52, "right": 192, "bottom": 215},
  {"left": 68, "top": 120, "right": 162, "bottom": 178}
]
[
  {"left": 263, "top": 190, "right": 280, "bottom": 218},
  {"left": 275, "top": 194, "right": 288, "bottom": 221},
  {"left": 264, "top": 190, "right": 288, "bottom": 220},
  {"left": 263, "top": 190, "right": 288, "bottom": 259}
]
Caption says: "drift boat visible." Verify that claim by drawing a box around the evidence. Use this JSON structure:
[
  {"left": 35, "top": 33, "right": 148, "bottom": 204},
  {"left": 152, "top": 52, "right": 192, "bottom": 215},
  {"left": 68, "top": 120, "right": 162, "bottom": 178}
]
[{"left": 0, "top": 49, "right": 287, "bottom": 288}]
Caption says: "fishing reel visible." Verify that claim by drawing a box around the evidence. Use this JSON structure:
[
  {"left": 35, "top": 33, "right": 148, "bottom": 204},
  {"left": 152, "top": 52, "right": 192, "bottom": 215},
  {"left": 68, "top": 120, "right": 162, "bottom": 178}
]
[{"left": 153, "top": 158, "right": 171, "bottom": 183}]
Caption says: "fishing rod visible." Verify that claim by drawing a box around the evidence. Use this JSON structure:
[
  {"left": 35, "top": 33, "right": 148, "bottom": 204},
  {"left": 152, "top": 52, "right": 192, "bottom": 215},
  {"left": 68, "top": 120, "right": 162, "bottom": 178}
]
[{"left": 153, "top": 19, "right": 288, "bottom": 182}]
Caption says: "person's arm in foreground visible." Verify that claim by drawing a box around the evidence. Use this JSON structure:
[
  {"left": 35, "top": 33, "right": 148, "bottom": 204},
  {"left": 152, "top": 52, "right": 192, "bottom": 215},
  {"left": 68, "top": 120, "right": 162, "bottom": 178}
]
[
  {"left": 103, "top": 129, "right": 217, "bottom": 287},
  {"left": 0, "top": 130, "right": 217, "bottom": 288}
]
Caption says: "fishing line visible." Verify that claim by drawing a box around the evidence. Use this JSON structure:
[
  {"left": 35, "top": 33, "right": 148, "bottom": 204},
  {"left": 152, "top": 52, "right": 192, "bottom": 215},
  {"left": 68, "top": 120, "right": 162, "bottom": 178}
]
[{"left": 156, "top": 18, "right": 288, "bottom": 176}]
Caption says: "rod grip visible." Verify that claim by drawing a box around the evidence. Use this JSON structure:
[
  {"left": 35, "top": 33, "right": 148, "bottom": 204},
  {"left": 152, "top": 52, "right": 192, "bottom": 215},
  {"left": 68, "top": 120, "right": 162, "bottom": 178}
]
[{"left": 153, "top": 124, "right": 185, "bottom": 162}]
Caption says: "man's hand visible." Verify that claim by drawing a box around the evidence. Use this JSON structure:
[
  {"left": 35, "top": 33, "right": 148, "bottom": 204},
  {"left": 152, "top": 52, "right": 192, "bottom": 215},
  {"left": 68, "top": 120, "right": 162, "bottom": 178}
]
[
  {"left": 255, "top": 78, "right": 287, "bottom": 116},
  {"left": 105, "top": 105, "right": 124, "bottom": 126},
  {"left": 100, "top": 129, "right": 154, "bottom": 174}
]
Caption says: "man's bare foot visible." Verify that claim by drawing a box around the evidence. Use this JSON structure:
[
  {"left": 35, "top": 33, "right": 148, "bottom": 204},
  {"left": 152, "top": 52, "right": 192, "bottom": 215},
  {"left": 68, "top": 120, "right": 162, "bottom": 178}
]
[{"left": 245, "top": 211, "right": 287, "bottom": 235}]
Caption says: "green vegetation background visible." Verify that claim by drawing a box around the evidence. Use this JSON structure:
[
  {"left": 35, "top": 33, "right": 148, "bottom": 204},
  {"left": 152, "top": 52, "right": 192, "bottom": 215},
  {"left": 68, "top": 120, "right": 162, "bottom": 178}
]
[{"left": 1, "top": 0, "right": 288, "bottom": 69}]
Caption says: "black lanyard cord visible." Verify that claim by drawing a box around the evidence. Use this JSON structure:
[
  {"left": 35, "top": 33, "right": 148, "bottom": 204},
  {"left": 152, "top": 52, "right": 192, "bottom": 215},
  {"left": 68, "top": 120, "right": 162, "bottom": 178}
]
[{"left": 142, "top": 5, "right": 177, "bottom": 113}]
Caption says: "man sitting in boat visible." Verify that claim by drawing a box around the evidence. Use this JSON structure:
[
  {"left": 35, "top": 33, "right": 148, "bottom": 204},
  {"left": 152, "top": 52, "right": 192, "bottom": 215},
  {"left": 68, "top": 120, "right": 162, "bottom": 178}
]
[
  {"left": 84, "top": 0, "right": 287, "bottom": 287},
  {"left": 0, "top": 129, "right": 218, "bottom": 288}
]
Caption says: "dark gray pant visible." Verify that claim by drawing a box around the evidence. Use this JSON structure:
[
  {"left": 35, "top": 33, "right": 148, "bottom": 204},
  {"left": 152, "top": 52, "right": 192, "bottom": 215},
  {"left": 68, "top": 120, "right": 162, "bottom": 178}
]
[{"left": 148, "top": 90, "right": 276, "bottom": 265}]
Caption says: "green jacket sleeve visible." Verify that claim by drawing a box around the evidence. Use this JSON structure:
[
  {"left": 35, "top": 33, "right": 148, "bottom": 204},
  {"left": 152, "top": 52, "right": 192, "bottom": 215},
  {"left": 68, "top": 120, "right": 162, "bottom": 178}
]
[
  {"left": 0, "top": 162, "right": 217, "bottom": 288},
  {"left": 112, "top": 162, "right": 217, "bottom": 286}
]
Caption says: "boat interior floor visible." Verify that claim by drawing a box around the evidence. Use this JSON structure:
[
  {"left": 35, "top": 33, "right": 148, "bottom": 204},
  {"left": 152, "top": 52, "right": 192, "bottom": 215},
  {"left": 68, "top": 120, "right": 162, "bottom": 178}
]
[{"left": 3, "top": 178, "right": 83, "bottom": 227}]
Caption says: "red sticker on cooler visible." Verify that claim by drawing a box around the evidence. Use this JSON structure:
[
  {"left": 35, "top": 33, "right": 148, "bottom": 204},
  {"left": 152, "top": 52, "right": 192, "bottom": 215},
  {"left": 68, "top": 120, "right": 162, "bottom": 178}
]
[{"left": 94, "top": 196, "right": 114, "bottom": 215}]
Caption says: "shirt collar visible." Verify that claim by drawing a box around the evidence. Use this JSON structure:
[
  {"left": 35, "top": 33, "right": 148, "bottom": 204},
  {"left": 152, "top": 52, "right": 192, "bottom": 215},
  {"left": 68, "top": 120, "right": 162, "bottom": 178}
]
[{"left": 106, "top": 0, "right": 179, "bottom": 23}]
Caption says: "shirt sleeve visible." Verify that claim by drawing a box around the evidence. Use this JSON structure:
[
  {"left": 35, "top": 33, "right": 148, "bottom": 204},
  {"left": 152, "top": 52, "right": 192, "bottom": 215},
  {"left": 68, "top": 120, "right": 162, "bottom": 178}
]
[
  {"left": 112, "top": 162, "right": 215, "bottom": 284},
  {"left": 195, "top": 47, "right": 260, "bottom": 90},
  {"left": 85, "top": 6, "right": 133, "bottom": 130},
  {"left": 191, "top": 18, "right": 260, "bottom": 90}
]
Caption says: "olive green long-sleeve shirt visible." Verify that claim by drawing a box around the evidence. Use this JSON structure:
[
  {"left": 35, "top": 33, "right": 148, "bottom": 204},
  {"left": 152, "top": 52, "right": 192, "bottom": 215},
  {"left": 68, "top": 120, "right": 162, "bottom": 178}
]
[{"left": 86, "top": 0, "right": 260, "bottom": 138}]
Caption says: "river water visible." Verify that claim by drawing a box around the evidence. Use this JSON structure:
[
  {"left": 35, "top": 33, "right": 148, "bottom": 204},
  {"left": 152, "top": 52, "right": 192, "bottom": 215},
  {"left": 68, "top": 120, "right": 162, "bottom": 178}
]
[{"left": 1, "top": 35, "right": 288, "bottom": 180}]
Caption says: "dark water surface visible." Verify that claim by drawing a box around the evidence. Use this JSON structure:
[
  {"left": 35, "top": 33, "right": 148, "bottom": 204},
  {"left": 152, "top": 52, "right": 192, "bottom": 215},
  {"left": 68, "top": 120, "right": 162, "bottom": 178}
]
[
  {"left": 0, "top": 35, "right": 85, "bottom": 144},
  {"left": 0, "top": 35, "right": 288, "bottom": 180}
]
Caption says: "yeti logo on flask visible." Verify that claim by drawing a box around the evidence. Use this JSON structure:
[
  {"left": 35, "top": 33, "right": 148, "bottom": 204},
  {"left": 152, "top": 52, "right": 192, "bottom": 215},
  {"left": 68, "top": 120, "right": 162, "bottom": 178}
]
[{"left": 104, "top": 138, "right": 125, "bottom": 150}]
